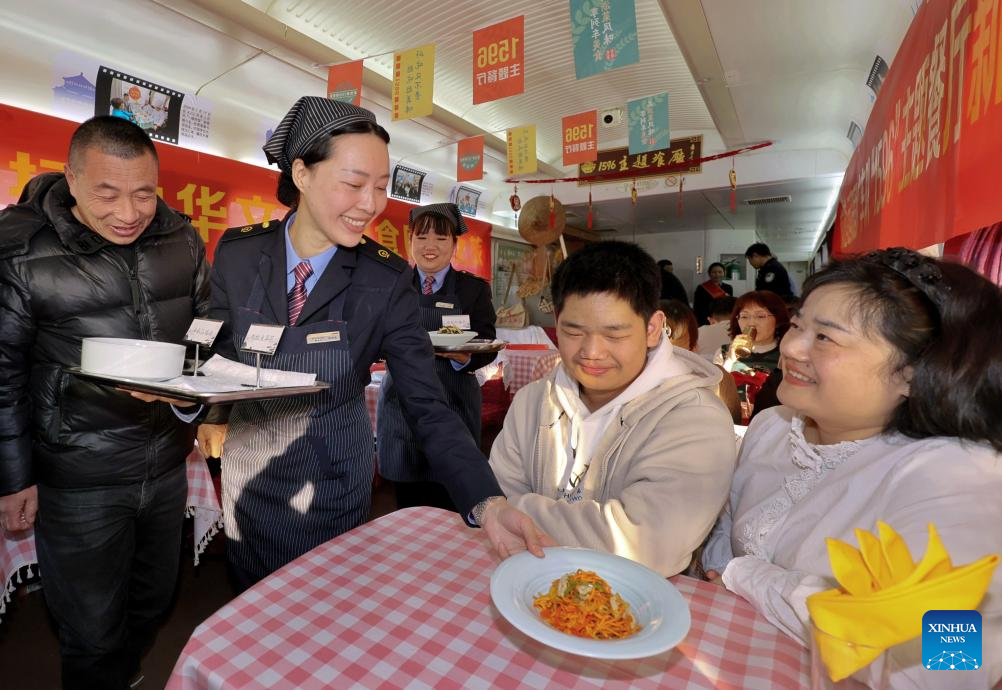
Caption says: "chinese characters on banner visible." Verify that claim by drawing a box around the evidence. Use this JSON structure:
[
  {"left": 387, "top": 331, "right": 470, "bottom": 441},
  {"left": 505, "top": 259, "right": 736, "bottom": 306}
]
[
  {"left": 561, "top": 110, "right": 598, "bottom": 166},
  {"left": 364, "top": 197, "right": 492, "bottom": 280},
  {"left": 568, "top": 0, "right": 640, "bottom": 79},
  {"left": 627, "top": 92, "right": 669, "bottom": 155},
  {"left": 472, "top": 15, "right": 525, "bottom": 104},
  {"left": 456, "top": 135, "right": 485, "bottom": 182},
  {"left": 576, "top": 136, "right": 702, "bottom": 185},
  {"left": 327, "top": 60, "right": 363, "bottom": 105},
  {"left": 392, "top": 44, "right": 435, "bottom": 121},
  {"left": 0, "top": 103, "right": 285, "bottom": 260},
  {"left": 834, "top": 0, "right": 1002, "bottom": 255},
  {"left": 507, "top": 125, "right": 537, "bottom": 176}
]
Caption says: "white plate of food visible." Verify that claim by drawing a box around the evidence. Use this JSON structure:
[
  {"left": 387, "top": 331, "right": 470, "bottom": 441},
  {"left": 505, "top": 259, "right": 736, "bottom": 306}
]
[
  {"left": 428, "top": 329, "right": 477, "bottom": 347},
  {"left": 490, "top": 547, "right": 690, "bottom": 659}
]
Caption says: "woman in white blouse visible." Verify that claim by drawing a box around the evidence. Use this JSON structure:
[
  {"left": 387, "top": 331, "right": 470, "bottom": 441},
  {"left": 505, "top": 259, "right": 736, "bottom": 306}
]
[{"left": 702, "top": 248, "right": 1002, "bottom": 689}]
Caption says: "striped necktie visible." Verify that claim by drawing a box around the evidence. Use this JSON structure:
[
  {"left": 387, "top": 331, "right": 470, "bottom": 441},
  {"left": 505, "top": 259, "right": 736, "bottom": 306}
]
[
  {"left": 288, "top": 261, "right": 313, "bottom": 325},
  {"left": 422, "top": 274, "right": 435, "bottom": 295}
]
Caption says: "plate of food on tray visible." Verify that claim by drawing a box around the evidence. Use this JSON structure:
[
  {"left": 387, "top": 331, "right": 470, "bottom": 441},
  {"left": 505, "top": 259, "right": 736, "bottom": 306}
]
[
  {"left": 490, "top": 547, "right": 691, "bottom": 659},
  {"left": 428, "top": 325, "right": 478, "bottom": 347}
]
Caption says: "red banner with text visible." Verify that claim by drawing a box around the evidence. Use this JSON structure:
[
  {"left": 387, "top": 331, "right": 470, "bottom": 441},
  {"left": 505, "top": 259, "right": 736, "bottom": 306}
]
[
  {"left": 0, "top": 103, "right": 492, "bottom": 280},
  {"left": 835, "top": 0, "right": 1002, "bottom": 254}
]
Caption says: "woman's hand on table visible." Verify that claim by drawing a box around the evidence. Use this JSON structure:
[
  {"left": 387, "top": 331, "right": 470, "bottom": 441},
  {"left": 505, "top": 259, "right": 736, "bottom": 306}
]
[
  {"left": 197, "top": 423, "right": 228, "bottom": 459},
  {"left": 705, "top": 570, "right": 725, "bottom": 586},
  {"left": 0, "top": 485, "right": 37, "bottom": 532},
  {"left": 480, "top": 498, "right": 556, "bottom": 559}
]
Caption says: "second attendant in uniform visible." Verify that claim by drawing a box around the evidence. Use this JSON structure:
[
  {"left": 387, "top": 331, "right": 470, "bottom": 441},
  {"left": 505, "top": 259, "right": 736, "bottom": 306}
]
[{"left": 377, "top": 203, "right": 498, "bottom": 510}]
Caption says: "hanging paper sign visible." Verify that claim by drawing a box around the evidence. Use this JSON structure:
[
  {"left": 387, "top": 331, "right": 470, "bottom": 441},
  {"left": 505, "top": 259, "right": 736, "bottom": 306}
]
[
  {"left": 628, "top": 92, "right": 669, "bottom": 155},
  {"left": 569, "top": 0, "right": 640, "bottom": 79},
  {"left": 326, "top": 60, "right": 363, "bottom": 106},
  {"left": 507, "top": 125, "right": 537, "bottom": 176},
  {"left": 472, "top": 16, "right": 525, "bottom": 104},
  {"left": 577, "top": 136, "right": 702, "bottom": 185},
  {"left": 456, "top": 135, "right": 484, "bottom": 182},
  {"left": 390, "top": 164, "right": 427, "bottom": 202},
  {"left": 94, "top": 66, "right": 185, "bottom": 143},
  {"left": 561, "top": 110, "right": 598, "bottom": 166},
  {"left": 392, "top": 44, "right": 435, "bottom": 121}
]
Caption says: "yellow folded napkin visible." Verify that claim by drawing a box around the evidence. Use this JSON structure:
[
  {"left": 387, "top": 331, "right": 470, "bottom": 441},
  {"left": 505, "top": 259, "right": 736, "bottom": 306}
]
[{"left": 806, "top": 521, "right": 998, "bottom": 681}]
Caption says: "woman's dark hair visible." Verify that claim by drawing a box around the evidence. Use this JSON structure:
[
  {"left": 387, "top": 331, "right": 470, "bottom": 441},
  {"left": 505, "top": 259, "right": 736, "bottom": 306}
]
[
  {"left": 276, "top": 120, "right": 390, "bottom": 208},
  {"left": 411, "top": 213, "right": 457, "bottom": 239},
  {"left": 802, "top": 248, "right": 1002, "bottom": 451},
  {"left": 728, "top": 291, "right": 791, "bottom": 340},
  {"left": 552, "top": 241, "right": 660, "bottom": 320},
  {"left": 707, "top": 261, "right": 726, "bottom": 273},
  {"left": 661, "top": 299, "right": 698, "bottom": 350}
]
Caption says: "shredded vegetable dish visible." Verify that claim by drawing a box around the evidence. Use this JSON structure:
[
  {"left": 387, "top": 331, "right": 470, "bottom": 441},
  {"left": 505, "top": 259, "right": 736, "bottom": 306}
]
[
  {"left": 532, "top": 569, "right": 641, "bottom": 639},
  {"left": 437, "top": 325, "right": 464, "bottom": 334}
]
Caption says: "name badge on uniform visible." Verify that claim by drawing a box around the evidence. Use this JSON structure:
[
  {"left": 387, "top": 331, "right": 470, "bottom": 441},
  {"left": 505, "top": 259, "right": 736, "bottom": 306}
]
[
  {"left": 435, "top": 301, "right": 455, "bottom": 309},
  {"left": 241, "top": 324, "right": 285, "bottom": 355},
  {"left": 306, "top": 331, "right": 342, "bottom": 344},
  {"left": 441, "top": 314, "right": 471, "bottom": 330}
]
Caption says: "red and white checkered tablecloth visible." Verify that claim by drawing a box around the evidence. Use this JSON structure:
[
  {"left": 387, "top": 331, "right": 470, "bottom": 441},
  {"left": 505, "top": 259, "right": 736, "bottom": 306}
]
[
  {"left": 503, "top": 349, "right": 561, "bottom": 397},
  {"left": 168, "top": 507, "right": 808, "bottom": 690},
  {"left": 0, "top": 448, "right": 222, "bottom": 624}
]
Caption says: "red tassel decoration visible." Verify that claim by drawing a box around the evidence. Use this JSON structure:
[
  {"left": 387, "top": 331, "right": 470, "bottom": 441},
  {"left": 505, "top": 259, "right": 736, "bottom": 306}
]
[
  {"left": 586, "top": 187, "right": 593, "bottom": 230},
  {"left": 729, "top": 164, "right": 737, "bottom": 213},
  {"left": 509, "top": 184, "right": 521, "bottom": 212},
  {"left": 549, "top": 193, "right": 556, "bottom": 229},
  {"left": 677, "top": 176, "right": 684, "bottom": 217}
]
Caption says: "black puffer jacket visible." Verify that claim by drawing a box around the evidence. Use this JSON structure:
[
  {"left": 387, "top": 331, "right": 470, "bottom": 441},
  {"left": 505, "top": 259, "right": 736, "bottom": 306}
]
[{"left": 0, "top": 173, "right": 211, "bottom": 495}]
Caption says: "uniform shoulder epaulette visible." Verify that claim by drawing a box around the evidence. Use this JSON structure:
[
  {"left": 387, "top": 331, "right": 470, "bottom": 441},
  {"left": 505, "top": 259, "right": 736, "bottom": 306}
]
[
  {"left": 0, "top": 206, "right": 49, "bottom": 259},
  {"left": 458, "top": 269, "right": 490, "bottom": 286},
  {"left": 355, "top": 237, "right": 408, "bottom": 272},
  {"left": 218, "top": 221, "right": 277, "bottom": 243}
]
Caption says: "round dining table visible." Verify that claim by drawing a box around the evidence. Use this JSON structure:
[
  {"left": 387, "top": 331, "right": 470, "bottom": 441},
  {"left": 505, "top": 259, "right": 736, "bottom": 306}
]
[{"left": 168, "top": 506, "right": 808, "bottom": 689}]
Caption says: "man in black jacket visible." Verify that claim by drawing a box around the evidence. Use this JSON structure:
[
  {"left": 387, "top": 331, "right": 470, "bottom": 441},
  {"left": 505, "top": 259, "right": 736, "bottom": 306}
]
[
  {"left": 0, "top": 116, "right": 210, "bottom": 690},
  {"left": 745, "top": 242, "right": 796, "bottom": 299}
]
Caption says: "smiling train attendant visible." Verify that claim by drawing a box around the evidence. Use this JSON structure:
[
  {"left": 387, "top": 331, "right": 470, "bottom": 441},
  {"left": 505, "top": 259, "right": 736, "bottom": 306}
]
[
  {"left": 198, "top": 97, "right": 550, "bottom": 589},
  {"left": 377, "top": 203, "right": 498, "bottom": 511}
]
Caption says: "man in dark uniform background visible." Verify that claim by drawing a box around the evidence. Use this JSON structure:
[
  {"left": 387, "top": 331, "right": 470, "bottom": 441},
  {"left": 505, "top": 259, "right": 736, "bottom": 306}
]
[
  {"left": 745, "top": 242, "right": 795, "bottom": 300},
  {"left": 377, "top": 203, "right": 497, "bottom": 510}
]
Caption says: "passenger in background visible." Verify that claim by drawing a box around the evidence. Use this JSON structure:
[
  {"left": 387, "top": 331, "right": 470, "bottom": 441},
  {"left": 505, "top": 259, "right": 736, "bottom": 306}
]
[
  {"left": 702, "top": 248, "right": 1002, "bottom": 689},
  {"left": 714, "top": 291, "right": 790, "bottom": 374},
  {"left": 490, "top": 242, "right": 736, "bottom": 576},
  {"left": 696, "top": 296, "right": 736, "bottom": 361},
  {"left": 657, "top": 258, "right": 689, "bottom": 305},
  {"left": 693, "top": 262, "right": 734, "bottom": 325},
  {"left": 745, "top": 242, "right": 795, "bottom": 300},
  {"left": 662, "top": 299, "right": 742, "bottom": 424},
  {"left": 377, "top": 203, "right": 497, "bottom": 510}
]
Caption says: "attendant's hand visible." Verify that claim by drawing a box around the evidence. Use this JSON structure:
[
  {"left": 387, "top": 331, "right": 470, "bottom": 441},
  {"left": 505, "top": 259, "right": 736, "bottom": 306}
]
[
  {"left": 197, "top": 423, "right": 228, "bottom": 459},
  {"left": 705, "top": 570, "right": 725, "bottom": 586},
  {"left": 0, "top": 485, "right": 38, "bottom": 532},
  {"left": 124, "top": 389, "right": 195, "bottom": 407},
  {"left": 481, "top": 498, "right": 555, "bottom": 559},
  {"left": 437, "top": 352, "right": 472, "bottom": 365}
]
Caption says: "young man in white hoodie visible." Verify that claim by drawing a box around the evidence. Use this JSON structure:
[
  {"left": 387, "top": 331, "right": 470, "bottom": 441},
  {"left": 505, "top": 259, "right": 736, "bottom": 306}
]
[{"left": 489, "top": 241, "right": 737, "bottom": 576}]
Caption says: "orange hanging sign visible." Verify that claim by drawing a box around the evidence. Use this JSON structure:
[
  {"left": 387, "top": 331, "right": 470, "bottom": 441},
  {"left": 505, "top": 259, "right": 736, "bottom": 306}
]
[
  {"left": 457, "top": 135, "right": 485, "bottom": 183},
  {"left": 326, "top": 60, "right": 363, "bottom": 106},
  {"left": 561, "top": 110, "right": 598, "bottom": 166},
  {"left": 472, "top": 16, "right": 525, "bottom": 105}
]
